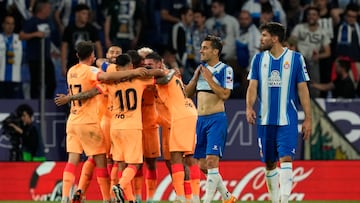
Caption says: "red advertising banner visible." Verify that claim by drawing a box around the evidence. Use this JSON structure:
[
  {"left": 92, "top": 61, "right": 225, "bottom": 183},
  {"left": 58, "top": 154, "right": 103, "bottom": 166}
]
[{"left": 0, "top": 161, "right": 359, "bottom": 201}]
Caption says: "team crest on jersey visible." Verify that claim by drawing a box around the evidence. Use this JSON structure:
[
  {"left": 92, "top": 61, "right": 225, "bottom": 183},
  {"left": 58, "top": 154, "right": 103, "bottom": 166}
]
[
  {"left": 268, "top": 70, "right": 281, "bottom": 87},
  {"left": 284, "top": 61, "right": 290, "bottom": 69}
]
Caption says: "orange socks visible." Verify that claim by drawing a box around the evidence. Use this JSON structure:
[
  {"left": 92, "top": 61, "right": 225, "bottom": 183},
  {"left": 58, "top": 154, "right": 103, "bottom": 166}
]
[
  {"left": 96, "top": 167, "right": 110, "bottom": 201},
  {"left": 78, "top": 158, "right": 95, "bottom": 194},
  {"left": 145, "top": 169, "right": 157, "bottom": 199},
  {"left": 184, "top": 180, "right": 192, "bottom": 201},
  {"left": 62, "top": 162, "right": 76, "bottom": 198},
  {"left": 189, "top": 165, "right": 201, "bottom": 197},
  {"left": 133, "top": 168, "right": 143, "bottom": 200},
  {"left": 171, "top": 164, "right": 185, "bottom": 197}
]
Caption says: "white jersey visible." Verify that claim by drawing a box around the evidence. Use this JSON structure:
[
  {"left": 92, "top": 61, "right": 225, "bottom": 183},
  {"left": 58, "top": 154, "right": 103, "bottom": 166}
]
[
  {"left": 247, "top": 48, "right": 310, "bottom": 126},
  {"left": 0, "top": 33, "right": 22, "bottom": 82}
]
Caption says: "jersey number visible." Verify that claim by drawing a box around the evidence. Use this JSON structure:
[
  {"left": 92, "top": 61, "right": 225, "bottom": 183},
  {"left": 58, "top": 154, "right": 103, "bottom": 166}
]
[
  {"left": 116, "top": 88, "right": 137, "bottom": 111},
  {"left": 69, "top": 84, "right": 82, "bottom": 106}
]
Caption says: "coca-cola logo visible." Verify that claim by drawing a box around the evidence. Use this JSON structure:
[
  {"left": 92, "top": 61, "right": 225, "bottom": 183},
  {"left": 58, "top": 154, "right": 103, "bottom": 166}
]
[{"left": 154, "top": 166, "right": 314, "bottom": 201}]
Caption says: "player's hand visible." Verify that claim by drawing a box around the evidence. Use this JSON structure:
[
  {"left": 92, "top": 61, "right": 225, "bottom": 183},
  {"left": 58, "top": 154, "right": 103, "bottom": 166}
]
[
  {"left": 54, "top": 94, "right": 70, "bottom": 106},
  {"left": 301, "top": 118, "right": 312, "bottom": 140},
  {"left": 134, "top": 67, "right": 148, "bottom": 77},
  {"left": 200, "top": 65, "right": 212, "bottom": 81},
  {"left": 246, "top": 107, "right": 256, "bottom": 125}
]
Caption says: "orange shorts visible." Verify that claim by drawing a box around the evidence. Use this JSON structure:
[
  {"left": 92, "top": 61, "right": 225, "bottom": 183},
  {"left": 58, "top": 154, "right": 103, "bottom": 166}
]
[
  {"left": 169, "top": 116, "right": 197, "bottom": 153},
  {"left": 66, "top": 122, "right": 106, "bottom": 156},
  {"left": 142, "top": 127, "right": 161, "bottom": 158},
  {"left": 161, "top": 126, "right": 171, "bottom": 160},
  {"left": 100, "top": 116, "right": 111, "bottom": 157},
  {"left": 111, "top": 129, "right": 143, "bottom": 164}
]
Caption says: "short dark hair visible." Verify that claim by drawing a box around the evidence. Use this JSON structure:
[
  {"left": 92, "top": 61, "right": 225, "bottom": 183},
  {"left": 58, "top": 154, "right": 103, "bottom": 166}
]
[
  {"left": 259, "top": 22, "right": 286, "bottom": 43},
  {"left": 76, "top": 41, "right": 94, "bottom": 60},
  {"left": 126, "top": 50, "right": 142, "bottom": 68},
  {"left": 345, "top": 3, "right": 360, "bottom": 14},
  {"left": 305, "top": 6, "right": 320, "bottom": 16},
  {"left": 16, "top": 104, "right": 34, "bottom": 117},
  {"left": 74, "top": 4, "right": 90, "bottom": 12},
  {"left": 115, "top": 54, "right": 132, "bottom": 67},
  {"left": 145, "top": 52, "right": 162, "bottom": 62},
  {"left": 203, "top": 35, "right": 223, "bottom": 55}
]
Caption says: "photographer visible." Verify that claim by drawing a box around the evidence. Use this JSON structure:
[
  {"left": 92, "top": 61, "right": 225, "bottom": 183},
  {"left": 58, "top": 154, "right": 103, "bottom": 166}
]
[{"left": 5, "top": 104, "right": 45, "bottom": 161}]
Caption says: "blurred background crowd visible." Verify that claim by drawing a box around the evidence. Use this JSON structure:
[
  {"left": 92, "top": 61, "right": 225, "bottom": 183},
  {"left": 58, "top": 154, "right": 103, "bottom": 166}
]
[{"left": 0, "top": 0, "right": 360, "bottom": 100}]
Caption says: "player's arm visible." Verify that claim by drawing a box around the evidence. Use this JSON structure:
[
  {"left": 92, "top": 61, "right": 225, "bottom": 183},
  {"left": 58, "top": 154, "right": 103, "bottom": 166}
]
[
  {"left": 98, "top": 67, "right": 148, "bottom": 82},
  {"left": 54, "top": 88, "right": 101, "bottom": 106},
  {"left": 200, "top": 66, "right": 231, "bottom": 100},
  {"left": 185, "top": 66, "right": 201, "bottom": 98},
  {"left": 246, "top": 79, "right": 258, "bottom": 125},
  {"left": 155, "top": 69, "right": 176, "bottom": 84},
  {"left": 298, "top": 81, "right": 312, "bottom": 140},
  {"left": 95, "top": 58, "right": 109, "bottom": 69}
]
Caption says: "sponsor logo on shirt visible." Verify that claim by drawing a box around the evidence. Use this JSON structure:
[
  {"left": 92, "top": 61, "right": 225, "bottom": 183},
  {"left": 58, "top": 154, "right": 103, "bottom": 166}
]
[{"left": 268, "top": 70, "right": 281, "bottom": 87}]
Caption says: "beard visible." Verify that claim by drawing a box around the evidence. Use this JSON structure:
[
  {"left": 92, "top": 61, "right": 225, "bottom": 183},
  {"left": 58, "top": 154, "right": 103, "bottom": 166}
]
[{"left": 260, "top": 43, "right": 273, "bottom": 51}]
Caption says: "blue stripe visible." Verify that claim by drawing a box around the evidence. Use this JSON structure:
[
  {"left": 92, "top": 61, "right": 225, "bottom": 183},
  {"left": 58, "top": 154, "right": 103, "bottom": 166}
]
[
  {"left": 258, "top": 54, "right": 263, "bottom": 119},
  {"left": 281, "top": 167, "right": 292, "bottom": 170},
  {"left": 208, "top": 172, "right": 219, "bottom": 175},
  {"left": 266, "top": 172, "right": 279, "bottom": 178}
]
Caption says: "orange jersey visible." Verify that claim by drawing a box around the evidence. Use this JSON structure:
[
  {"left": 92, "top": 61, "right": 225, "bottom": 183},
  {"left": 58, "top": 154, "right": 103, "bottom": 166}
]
[
  {"left": 100, "top": 78, "right": 154, "bottom": 130},
  {"left": 156, "top": 76, "right": 197, "bottom": 121},
  {"left": 142, "top": 86, "right": 159, "bottom": 129},
  {"left": 97, "top": 64, "right": 117, "bottom": 120},
  {"left": 67, "top": 64, "right": 101, "bottom": 124}
]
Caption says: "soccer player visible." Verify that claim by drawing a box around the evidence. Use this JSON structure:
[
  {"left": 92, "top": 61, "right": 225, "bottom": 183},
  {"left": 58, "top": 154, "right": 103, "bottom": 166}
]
[
  {"left": 145, "top": 52, "right": 198, "bottom": 203},
  {"left": 185, "top": 35, "right": 236, "bottom": 203},
  {"left": 246, "top": 22, "right": 312, "bottom": 203},
  {"left": 58, "top": 41, "right": 146, "bottom": 203},
  {"left": 96, "top": 54, "right": 167, "bottom": 203}
]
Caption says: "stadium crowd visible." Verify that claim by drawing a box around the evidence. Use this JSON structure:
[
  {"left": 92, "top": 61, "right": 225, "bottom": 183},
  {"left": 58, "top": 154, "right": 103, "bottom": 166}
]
[{"left": 0, "top": 0, "right": 360, "bottom": 100}]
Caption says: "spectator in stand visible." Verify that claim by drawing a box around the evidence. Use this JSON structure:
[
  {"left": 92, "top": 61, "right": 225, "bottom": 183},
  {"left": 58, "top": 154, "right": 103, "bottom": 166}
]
[
  {"left": 205, "top": 0, "right": 239, "bottom": 66},
  {"left": 333, "top": 3, "right": 360, "bottom": 64},
  {"left": 20, "top": 0, "right": 56, "bottom": 99},
  {"left": 235, "top": 10, "right": 260, "bottom": 98},
  {"left": 291, "top": 6, "right": 331, "bottom": 98},
  {"left": 191, "top": 9, "right": 209, "bottom": 67},
  {"left": 60, "top": 4, "right": 103, "bottom": 77},
  {"left": 172, "top": 7, "right": 194, "bottom": 83},
  {"left": 5, "top": 0, "right": 35, "bottom": 33},
  {"left": 313, "top": 0, "right": 336, "bottom": 97},
  {"left": 0, "top": 15, "right": 23, "bottom": 99},
  {"left": 242, "top": 0, "right": 287, "bottom": 27},
  {"left": 54, "top": 0, "right": 94, "bottom": 34},
  {"left": 282, "top": 0, "right": 305, "bottom": 38},
  {"left": 259, "top": 1, "right": 276, "bottom": 25},
  {"left": 159, "top": 0, "right": 189, "bottom": 47},
  {"left": 312, "top": 57, "right": 356, "bottom": 98},
  {"left": 104, "top": 0, "right": 144, "bottom": 51}
]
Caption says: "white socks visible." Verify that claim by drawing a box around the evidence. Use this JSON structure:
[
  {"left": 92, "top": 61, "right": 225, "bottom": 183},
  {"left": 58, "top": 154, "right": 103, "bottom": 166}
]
[
  {"left": 265, "top": 168, "right": 280, "bottom": 203},
  {"left": 280, "top": 162, "right": 293, "bottom": 203},
  {"left": 204, "top": 168, "right": 220, "bottom": 203}
]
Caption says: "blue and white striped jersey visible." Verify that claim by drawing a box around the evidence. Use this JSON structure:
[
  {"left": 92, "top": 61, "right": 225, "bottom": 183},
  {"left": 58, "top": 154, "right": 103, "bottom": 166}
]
[
  {"left": 197, "top": 62, "right": 234, "bottom": 91},
  {"left": 247, "top": 48, "right": 310, "bottom": 126}
]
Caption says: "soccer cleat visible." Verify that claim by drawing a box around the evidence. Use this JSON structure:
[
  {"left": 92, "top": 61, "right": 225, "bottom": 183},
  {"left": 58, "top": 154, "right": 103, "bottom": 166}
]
[
  {"left": 222, "top": 195, "right": 237, "bottom": 203},
  {"left": 71, "top": 189, "right": 83, "bottom": 203},
  {"left": 112, "top": 184, "right": 125, "bottom": 203}
]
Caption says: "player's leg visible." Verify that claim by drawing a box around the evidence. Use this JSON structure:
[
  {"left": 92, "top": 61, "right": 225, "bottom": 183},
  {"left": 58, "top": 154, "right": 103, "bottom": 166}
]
[
  {"left": 184, "top": 155, "right": 200, "bottom": 203},
  {"left": 143, "top": 127, "right": 161, "bottom": 202},
  {"left": 258, "top": 125, "right": 279, "bottom": 203},
  {"left": 204, "top": 113, "right": 236, "bottom": 203},
  {"left": 82, "top": 124, "right": 110, "bottom": 202},
  {"left": 62, "top": 124, "right": 82, "bottom": 203},
  {"left": 278, "top": 123, "right": 298, "bottom": 203},
  {"left": 113, "top": 129, "right": 143, "bottom": 202}
]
